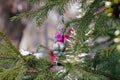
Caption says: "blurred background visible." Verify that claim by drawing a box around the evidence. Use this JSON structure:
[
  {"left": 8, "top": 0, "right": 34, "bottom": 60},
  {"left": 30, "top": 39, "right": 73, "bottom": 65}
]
[
  {"left": 0, "top": 0, "right": 27, "bottom": 47},
  {"left": 0, "top": 0, "right": 80, "bottom": 52}
]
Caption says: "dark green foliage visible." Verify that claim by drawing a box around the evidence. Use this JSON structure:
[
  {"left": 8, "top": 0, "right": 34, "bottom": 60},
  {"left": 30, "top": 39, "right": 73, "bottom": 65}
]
[
  {"left": 1, "top": 0, "right": 120, "bottom": 80},
  {"left": 0, "top": 32, "right": 64, "bottom": 80}
]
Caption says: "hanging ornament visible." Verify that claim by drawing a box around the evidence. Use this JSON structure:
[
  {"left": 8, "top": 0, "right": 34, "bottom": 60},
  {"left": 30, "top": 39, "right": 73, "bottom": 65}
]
[
  {"left": 105, "top": 0, "right": 120, "bottom": 18},
  {"left": 53, "top": 25, "right": 66, "bottom": 54},
  {"left": 50, "top": 15, "right": 72, "bottom": 70}
]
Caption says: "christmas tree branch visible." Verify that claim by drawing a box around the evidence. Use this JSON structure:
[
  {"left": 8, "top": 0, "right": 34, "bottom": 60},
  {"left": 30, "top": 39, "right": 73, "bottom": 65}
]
[
  {"left": 79, "top": 66, "right": 120, "bottom": 80},
  {"left": 0, "top": 32, "right": 26, "bottom": 61}
]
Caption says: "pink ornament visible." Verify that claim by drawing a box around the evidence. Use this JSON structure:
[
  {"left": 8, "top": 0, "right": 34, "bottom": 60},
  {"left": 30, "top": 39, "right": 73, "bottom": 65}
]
[
  {"left": 55, "top": 32, "right": 64, "bottom": 42},
  {"left": 64, "top": 34, "right": 69, "bottom": 39},
  {"left": 64, "top": 27, "right": 74, "bottom": 44},
  {"left": 66, "top": 28, "right": 74, "bottom": 34},
  {"left": 64, "top": 34, "right": 70, "bottom": 44},
  {"left": 49, "top": 50, "right": 56, "bottom": 63}
]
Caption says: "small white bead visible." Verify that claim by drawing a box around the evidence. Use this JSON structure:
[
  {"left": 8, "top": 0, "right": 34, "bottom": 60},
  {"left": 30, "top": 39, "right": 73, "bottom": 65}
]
[
  {"left": 114, "top": 30, "right": 120, "bottom": 36},
  {"left": 105, "top": 1, "right": 112, "bottom": 8},
  {"left": 117, "top": 45, "right": 120, "bottom": 50},
  {"left": 113, "top": 38, "right": 120, "bottom": 43}
]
